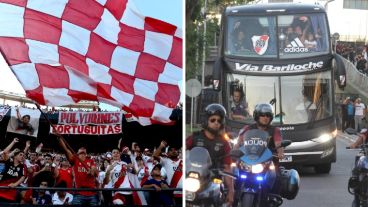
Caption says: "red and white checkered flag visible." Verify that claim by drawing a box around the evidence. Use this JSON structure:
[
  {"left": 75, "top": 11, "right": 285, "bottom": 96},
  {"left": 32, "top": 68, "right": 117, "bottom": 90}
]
[{"left": 0, "top": 0, "right": 182, "bottom": 125}]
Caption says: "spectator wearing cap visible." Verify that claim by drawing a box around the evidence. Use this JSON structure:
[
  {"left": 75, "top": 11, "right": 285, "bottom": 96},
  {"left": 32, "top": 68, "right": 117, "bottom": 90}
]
[
  {"left": 104, "top": 148, "right": 146, "bottom": 205},
  {"left": 153, "top": 141, "right": 183, "bottom": 206},
  {"left": 355, "top": 98, "right": 366, "bottom": 131},
  {"left": 59, "top": 137, "right": 99, "bottom": 206},
  {"left": 142, "top": 164, "right": 174, "bottom": 206}
]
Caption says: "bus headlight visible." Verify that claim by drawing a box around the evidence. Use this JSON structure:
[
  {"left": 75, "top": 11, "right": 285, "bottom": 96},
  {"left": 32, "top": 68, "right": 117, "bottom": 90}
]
[
  {"left": 251, "top": 164, "right": 264, "bottom": 174},
  {"left": 185, "top": 178, "right": 200, "bottom": 192},
  {"left": 312, "top": 133, "right": 332, "bottom": 143}
]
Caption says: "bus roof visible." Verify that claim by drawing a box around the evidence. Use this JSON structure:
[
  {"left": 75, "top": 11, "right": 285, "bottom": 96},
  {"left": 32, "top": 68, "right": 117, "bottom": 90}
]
[{"left": 225, "top": 3, "right": 325, "bottom": 16}]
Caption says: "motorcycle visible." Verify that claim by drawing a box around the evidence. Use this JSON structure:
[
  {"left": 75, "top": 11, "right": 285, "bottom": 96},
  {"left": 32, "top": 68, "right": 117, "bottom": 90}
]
[
  {"left": 346, "top": 128, "right": 368, "bottom": 207},
  {"left": 231, "top": 129, "right": 300, "bottom": 207},
  {"left": 185, "top": 146, "right": 236, "bottom": 207}
]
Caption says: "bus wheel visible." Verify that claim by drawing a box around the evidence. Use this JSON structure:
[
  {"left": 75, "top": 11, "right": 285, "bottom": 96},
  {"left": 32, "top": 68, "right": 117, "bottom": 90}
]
[{"left": 314, "top": 163, "right": 331, "bottom": 174}]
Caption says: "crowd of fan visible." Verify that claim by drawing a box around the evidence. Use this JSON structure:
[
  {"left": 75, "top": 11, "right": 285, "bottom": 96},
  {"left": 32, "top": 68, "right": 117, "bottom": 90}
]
[
  {"left": 0, "top": 138, "right": 183, "bottom": 206},
  {"left": 336, "top": 43, "right": 368, "bottom": 74}
]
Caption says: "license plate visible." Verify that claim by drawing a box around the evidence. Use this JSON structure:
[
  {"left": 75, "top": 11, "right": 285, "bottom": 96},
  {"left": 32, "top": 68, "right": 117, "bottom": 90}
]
[{"left": 279, "top": 155, "right": 292, "bottom": 162}]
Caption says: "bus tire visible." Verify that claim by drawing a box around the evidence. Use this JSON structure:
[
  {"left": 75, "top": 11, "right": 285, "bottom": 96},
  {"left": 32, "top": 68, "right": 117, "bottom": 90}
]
[{"left": 314, "top": 163, "right": 331, "bottom": 174}]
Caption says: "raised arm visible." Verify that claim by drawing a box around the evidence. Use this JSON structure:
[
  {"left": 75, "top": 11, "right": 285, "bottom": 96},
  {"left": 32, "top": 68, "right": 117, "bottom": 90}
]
[
  {"left": 23, "top": 140, "right": 31, "bottom": 154},
  {"left": 1, "top": 138, "right": 19, "bottom": 160},
  {"left": 16, "top": 108, "right": 21, "bottom": 120},
  {"left": 58, "top": 137, "right": 74, "bottom": 162},
  {"left": 153, "top": 141, "right": 167, "bottom": 159}
]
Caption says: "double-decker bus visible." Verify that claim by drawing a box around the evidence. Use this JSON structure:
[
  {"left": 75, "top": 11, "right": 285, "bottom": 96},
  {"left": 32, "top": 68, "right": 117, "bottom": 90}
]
[{"left": 212, "top": 3, "right": 346, "bottom": 174}]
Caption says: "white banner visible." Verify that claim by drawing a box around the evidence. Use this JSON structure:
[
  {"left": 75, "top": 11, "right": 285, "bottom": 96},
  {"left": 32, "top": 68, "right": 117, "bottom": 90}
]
[
  {"left": 58, "top": 111, "right": 122, "bottom": 125},
  {"left": 54, "top": 111, "right": 123, "bottom": 135},
  {"left": 0, "top": 105, "right": 10, "bottom": 122},
  {"left": 51, "top": 124, "right": 122, "bottom": 135},
  {"left": 7, "top": 107, "right": 41, "bottom": 137}
]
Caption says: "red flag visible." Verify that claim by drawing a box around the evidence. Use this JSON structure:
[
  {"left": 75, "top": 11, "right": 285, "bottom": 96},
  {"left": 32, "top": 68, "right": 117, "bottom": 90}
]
[{"left": 0, "top": 0, "right": 182, "bottom": 125}]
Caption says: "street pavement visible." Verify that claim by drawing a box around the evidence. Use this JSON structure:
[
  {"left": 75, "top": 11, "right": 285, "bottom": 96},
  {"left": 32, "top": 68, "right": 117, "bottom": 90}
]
[{"left": 283, "top": 131, "right": 360, "bottom": 207}]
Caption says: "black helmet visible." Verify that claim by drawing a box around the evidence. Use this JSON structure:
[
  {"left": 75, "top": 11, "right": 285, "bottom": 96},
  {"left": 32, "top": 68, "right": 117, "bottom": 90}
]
[
  {"left": 205, "top": 103, "right": 226, "bottom": 119},
  {"left": 203, "top": 104, "right": 226, "bottom": 129},
  {"left": 253, "top": 103, "right": 274, "bottom": 122}
]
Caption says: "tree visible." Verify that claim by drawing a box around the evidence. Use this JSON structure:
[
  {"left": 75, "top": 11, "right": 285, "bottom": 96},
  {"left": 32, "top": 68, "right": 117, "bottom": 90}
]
[{"left": 185, "top": 0, "right": 256, "bottom": 80}]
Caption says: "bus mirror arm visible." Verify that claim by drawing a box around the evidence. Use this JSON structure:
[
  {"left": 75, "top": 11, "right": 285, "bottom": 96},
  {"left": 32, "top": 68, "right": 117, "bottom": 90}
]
[
  {"left": 213, "top": 58, "right": 222, "bottom": 91},
  {"left": 334, "top": 54, "right": 346, "bottom": 90}
]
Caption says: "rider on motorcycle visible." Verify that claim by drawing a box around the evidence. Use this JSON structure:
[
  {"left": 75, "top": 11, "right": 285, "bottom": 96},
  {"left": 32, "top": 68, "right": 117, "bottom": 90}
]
[
  {"left": 349, "top": 128, "right": 368, "bottom": 149},
  {"left": 186, "top": 103, "right": 234, "bottom": 206},
  {"left": 234, "top": 103, "right": 285, "bottom": 198},
  {"left": 235, "top": 103, "right": 284, "bottom": 159}
]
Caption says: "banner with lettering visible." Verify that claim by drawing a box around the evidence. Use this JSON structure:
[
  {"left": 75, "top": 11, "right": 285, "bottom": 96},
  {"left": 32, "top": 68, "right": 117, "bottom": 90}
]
[
  {"left": 52, "top": 111, "right": 123, "bottom": 135},
  {"left": 6, "top": 107, "right": 41, "bottom": 137},
  {"left": 0, "top": 106, "right": 10, "bottom": 122}
]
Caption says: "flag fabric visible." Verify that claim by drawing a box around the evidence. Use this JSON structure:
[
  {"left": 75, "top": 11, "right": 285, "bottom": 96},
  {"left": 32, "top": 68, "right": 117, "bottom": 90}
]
[
  {"left": 0, "top": 0, "right": 182, "bottom": 126},
  {"left": 7, "top": 107, "right": 41, "bottom": 137}
]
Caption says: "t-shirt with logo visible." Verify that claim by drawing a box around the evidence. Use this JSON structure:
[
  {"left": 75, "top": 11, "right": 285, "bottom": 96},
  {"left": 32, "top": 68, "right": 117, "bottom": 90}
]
[
  {"left": 0, "top": 160, "right": 26, "bottom": 201},
  {"left": 71, "top": 156, "right": 96, "bottom": 196},
  {"left": 355, "top": 103, "right": 366, "bottom": 116}
]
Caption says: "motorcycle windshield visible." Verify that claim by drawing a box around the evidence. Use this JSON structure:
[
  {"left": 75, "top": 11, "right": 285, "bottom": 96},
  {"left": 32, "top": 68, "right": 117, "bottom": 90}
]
[
  {"left": 240, "top": 129, "right": 273, "bottom": 164},
  {"left": 186, "top": 147, "right": 212, "bottom": 177}
]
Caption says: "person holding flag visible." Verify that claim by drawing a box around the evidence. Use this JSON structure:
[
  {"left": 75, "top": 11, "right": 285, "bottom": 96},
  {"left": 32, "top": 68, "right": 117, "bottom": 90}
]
[{"left": 58, "top": 138, "right": 99, "bottom": 206}]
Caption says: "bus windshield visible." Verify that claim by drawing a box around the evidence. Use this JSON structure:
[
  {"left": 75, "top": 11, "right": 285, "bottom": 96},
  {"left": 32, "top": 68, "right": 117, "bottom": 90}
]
[
  {"left": 225, "top": 13, "right": 329, "bottom": 59},
  {"left": 226, "top": 70, "right": 333, "bottom": 125}
]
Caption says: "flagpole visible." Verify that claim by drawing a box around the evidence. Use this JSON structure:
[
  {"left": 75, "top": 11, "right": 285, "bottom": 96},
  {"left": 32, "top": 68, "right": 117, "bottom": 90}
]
[{"left": 33, "top": 103, "right": 76, "bottom": 154}]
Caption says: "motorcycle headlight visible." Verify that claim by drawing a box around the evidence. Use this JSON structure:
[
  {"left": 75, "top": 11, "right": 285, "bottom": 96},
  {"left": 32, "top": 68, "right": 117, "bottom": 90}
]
[
  {"left": 251, "top": 164, "right": 264, "bottom": 174},
  {"left": 239, "top": 161, "right": 251, "bottom": 172},
  {"left": 185, "top": 178, "right": 200, "bottom": 192}
]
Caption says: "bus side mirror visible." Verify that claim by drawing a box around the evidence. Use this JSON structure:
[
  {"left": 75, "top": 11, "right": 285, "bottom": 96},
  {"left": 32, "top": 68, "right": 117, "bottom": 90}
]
[
  {"left": 213, "top": 58, "right": 222, "bottom": 91},
  {"left": 334, "top": 54, "right": 346, "bottom": 90}
]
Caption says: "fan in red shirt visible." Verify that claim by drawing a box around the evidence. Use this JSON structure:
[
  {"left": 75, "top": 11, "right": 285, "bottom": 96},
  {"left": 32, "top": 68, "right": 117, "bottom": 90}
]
[
  {"left": 58, "top": 138, "right": 99, "bottom": 206},
  {"left": 54, "top": 157, "right": 73, "bottom": 190}
]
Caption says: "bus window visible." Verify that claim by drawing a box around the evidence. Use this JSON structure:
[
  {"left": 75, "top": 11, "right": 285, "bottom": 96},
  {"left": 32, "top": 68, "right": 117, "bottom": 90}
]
[
  {"left": 280, "top": 71, "right": 333, "bottom": 124},
  {"left": 226, "top": 74, "right": 280, "bottom": 123},
  {"left": 278, "top": 14, "right": 329, "bottom": 59},
  {"left": 226, "top": 16, "right": 277, "bottom": 58},
  {"left": 229, "top": 81, "right": 250, "bottom": 121}
]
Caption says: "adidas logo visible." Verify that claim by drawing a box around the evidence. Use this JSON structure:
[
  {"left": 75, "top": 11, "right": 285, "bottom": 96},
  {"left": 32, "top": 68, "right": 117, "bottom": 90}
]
[{"left": 284, "top": 38, "right": 308, "bottom": 53}]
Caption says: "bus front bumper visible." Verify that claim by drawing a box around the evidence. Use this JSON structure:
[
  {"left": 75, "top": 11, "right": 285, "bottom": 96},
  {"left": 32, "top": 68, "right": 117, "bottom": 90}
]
[{"left": 280, "top": 137, "right": 336, "bottom": 167}]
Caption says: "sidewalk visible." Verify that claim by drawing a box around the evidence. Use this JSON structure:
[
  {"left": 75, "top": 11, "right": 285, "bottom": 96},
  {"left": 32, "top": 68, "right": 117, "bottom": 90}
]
[{"left": 337, "top": 130, "right": 358, "bottom": 143}]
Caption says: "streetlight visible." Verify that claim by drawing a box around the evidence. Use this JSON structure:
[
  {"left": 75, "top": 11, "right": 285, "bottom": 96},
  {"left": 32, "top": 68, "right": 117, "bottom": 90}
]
[
  {"left": 332, "top": 32, "right": 340, "bottom": 53},
  {"left": 201, "top": 0, "right": 208, "bottom": 89}
]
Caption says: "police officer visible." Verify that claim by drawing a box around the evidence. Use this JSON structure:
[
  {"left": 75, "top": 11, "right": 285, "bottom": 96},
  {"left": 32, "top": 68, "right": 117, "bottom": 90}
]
[
  {"left": 235, "top": 103, "right": 284, "bottom": 159},
  {"left": 186, "top": 103, "right": 234, "bottom": 206},
  {"left": 234, "top": 103, "right": 284, "bottom": 201}
]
